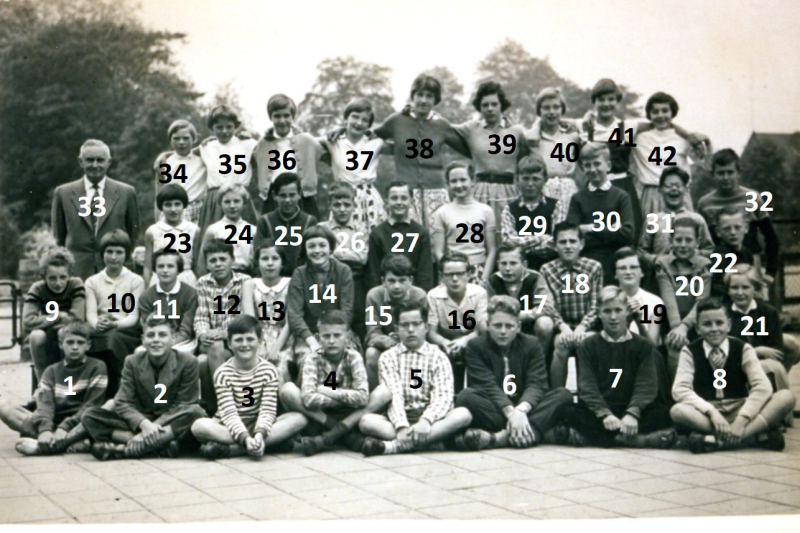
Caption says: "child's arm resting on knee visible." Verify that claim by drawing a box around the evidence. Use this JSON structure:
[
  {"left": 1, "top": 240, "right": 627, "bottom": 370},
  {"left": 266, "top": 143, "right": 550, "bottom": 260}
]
[
  {"left": 254, "top": 371, "right": 279, "bottom": 439},
  {"left": 671, "top": 346, "right": 715, "bottom": 414},
  {"left": 215, "top": 370, "right": 252, "bottom": 444},
  {"left": 576, "top": 342, "right": 614, "bottom": 419}
]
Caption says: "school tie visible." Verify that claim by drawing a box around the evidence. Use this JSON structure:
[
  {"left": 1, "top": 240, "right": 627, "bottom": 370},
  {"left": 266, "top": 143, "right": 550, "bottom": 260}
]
[
  {"left": 90, "top": 184, "right": 100, "bottom": 235},
  {"left": 708, "top": 347, "right": 727, "bottom": 370}
]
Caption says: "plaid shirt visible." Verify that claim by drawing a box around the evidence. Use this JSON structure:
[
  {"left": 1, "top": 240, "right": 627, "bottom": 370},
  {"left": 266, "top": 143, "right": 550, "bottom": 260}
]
[
  {"left": 379, "top": 341, "right": 454, "bottom": 429},
  {"left": 194, "top": 272, "right": 251, "bottom": 336},
  {"left": 536, "top": 257, "right": 602, "bottom": 331},
  {"left": 301, "top": 347, "right": 369, "bottom": 410}
]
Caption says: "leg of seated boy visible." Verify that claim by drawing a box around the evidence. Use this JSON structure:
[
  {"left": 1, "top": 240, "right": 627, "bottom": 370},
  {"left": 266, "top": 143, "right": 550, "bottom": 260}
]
[
  {"left": 29, "top": 330, "right": 50, "bottom": 380},
  {"left": 365, "top": 347, "right": 381, "bottom": 391},
  {"left": 549, "top": 338, "right": 570, "bottom": 389},
  {"left": 533, "top": 316, "right": 555, "bottom": 361},
  {"left": 197, "top": 340, "right": 230, "bottom": 416},
  {"left": 359, "top": 407, "right": 472, "bottom": 455}
]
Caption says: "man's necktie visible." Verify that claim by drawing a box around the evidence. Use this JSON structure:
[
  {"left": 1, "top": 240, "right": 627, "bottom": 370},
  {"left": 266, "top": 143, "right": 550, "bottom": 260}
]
[{"left": 90, "top": 184, "right": 100, "bottom": 234}]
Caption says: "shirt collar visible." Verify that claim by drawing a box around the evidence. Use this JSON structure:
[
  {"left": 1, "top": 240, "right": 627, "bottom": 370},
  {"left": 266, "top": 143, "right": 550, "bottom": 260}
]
[
  {"left": 84, "top": 176, "right": 107, "bottom": 193},
  {"left": 264, "top": 126, "right": 300, "bottom": 141},
  {"left": 410, "top": 110, "right": 441, "bottom": 121},
  {"left": 704, "top": 338, "right": 730, "bottom": 357},
  {"left": 100, "top": 266, "right": 131, "bottom": 284},
  {"left": 601, "top": 330, "right": 633, "bottom": 343},
  {"left": 254, "top": 277, "right": 290, "bottom": 294},
  {"left": 587, "top": 180, "right": 612, "bottom": 192},
  {"left": 387, "top": 214, "right": 413, "bottom": 226},
  {"left": 732, "top": 300, "right": 758, "bottom": 314},
  {"left": 518, "top": 196, "right": 546, "bottom": 211},
  {"left": 666, "top": 251, "right": 705, "bottom": 268},
  {"left": 479, "top": 116, "right": 512, "bottom": 130},
  {"left": 155, "top": 280, "right": 182, "bottom": 295},
  {"left": 221, "top": 216, "right": 241, "bottom": 225}
]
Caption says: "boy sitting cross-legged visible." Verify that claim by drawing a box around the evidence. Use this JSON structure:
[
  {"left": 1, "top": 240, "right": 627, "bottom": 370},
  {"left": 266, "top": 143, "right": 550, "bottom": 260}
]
[
  {"left": 191, "top": 315, "right": 307, "bottom": 459},
  {"left": 359, "top": 301, "right": 472, "bottom": 456},
  {"left": 553, "top": 286, "right": 677, "bottom": 449},
  {"left": 1, "top": 320, "right": 106, "bottom": 455},
  {"left": 279, "top": 311, "right": 391, "bottom": 456},
  {"left": 454, "top": 296, "right": 573, "bottom": 450},
  {"left": 82, "top": 314, "right": 206, "bottom": 460},
  {"left": 671, "top": 298, "right": 796, "bottom": 453}
]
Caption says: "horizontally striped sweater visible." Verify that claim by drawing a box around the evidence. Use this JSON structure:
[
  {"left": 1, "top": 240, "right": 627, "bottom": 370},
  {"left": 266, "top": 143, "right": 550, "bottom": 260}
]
[{"left": 213, "top": 358, "right": 279, "bottom": 444}]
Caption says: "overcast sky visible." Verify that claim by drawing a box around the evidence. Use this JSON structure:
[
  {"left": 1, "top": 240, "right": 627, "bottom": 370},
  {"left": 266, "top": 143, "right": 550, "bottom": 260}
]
[{"left": 138, "top": 0, "right": 799, "bottom": 152}]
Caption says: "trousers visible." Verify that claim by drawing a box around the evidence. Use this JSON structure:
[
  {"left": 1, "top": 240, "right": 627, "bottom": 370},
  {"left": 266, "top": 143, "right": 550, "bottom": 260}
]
[{"left": 82, "top": 404, "right": 206, "bottom": 443}]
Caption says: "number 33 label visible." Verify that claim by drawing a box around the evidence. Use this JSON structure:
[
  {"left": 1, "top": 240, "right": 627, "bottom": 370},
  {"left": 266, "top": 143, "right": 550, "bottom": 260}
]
[{"left": 78, "top": 196, "right": 106, "bottom": 217}]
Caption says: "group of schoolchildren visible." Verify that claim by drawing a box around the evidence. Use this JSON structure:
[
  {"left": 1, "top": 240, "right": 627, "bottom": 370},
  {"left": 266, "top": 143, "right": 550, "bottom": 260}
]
[{"left": 0, "top": 73, "right": 796, "bottom": 463}]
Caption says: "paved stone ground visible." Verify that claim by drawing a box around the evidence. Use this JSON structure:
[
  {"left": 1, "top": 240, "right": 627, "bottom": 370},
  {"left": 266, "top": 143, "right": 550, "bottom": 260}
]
[{"left": 1, "top": 360, "right": 799, "bottom": 523}]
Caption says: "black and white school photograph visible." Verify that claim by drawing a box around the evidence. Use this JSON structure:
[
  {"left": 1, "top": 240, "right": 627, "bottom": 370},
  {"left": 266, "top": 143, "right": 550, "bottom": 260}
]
[{"left": 0, "top": 0, "right": 798, "bottom": 528}]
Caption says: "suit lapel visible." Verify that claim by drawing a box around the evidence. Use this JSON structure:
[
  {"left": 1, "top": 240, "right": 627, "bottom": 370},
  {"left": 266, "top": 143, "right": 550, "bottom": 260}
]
[
  {"left": 69, "top": 180, "right": 94, "bottom": 231},
  {"left": 161, "top": 351, "right": 178, "bottom": 402},
  {"left": 96, "top": 179, "right": 121, "bottom": 233},
  {"left": 138, "top": 353, "right": 157, "bottom": 402}
]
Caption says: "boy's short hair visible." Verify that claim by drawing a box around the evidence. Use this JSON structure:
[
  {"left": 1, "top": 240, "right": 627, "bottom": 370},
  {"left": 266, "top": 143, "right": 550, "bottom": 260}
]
[
  {"left": 613, "top": 246, "right": 640, "bottom": 270},
  {"left": 271, "top": 172, "right": 300, "bottom": 196},
  {"left": 598, "top": 285, "right": 628, "bottom": 307},
  {"left": 439, "top": 251, "right": 470, "bottom": 273},
  {"left": 39, "top": 246, "right": 75, "bottom": 276},
  {"left": 343, "top": 98, "right": 374, "bottom": 127},
  {"left": 156, "top": 183, "right": 189, "bottom": 210},
  {"left": 659, "top": 167, "right": 690, "bottom": 188},
  {"left": 386, "top": 181, "right": 412, "bottom": 195},
  {"left": 227, "top": 315, "right": 261, "bottom": 340},
  {"left": 99, "top": 229, "right": 132, "bottom": 261},
  {"left": 207, "top": 104, "right": 241, "bottom": 129},
  {"left": 724, "top": 264, "right": 763, "bottom": 292},
  {"left": 395, "top": 300, "right": 428, "bottom": 323},
  {"left": 410, "top": 74, "right": 442, "bottom": 105},
  {"left": 487, "top": 295, "right": 520, "bottom": 318},
  {"left": 142, "top": 312, "right": 178, "bottom": 332},
  {"left": 591, "top": 78, "right": 622, "bottom": 103},
  {"left": 496, "top": 242, "right": 525, "bottom": 261},
  {"left": 202, "top": 238, "right": 235, "bottom": 260},
  {"left": 472, "top": 80, "right": 511, "bottom": 112},
  {"left": 444, "top": 161, "right": 474, "bottom": 183},
  {"left": 553, "top": 221, "right": 582, "bottom": 242},
  {"left": 318, "top": 310, "right": 350, "bottom": 328},
  {"left": 715, "top": 205, "right": 745, "bottom": 226},
  {"left": 267, "top": 93, "right": 297, "bottom": 118},
  {"left": 152, "top": 249, "right": 185, "bottom": 271},
  {"left": 381, "top": 254, "right": 415, "bottom": 278},
  {"left": 696, "top": 297, "right": 730, "bottom": 320},
  {"left": 304, "top": 225, "right": 337, "bottom": 251},
  {"left": 167, "top": 119, "right": 197, "bottom": 142},
  {"left": 219, "top": 181, "right": 247, "bottom": 201},
  {"left": 61, "top": 319, "right": 94, "bottom": 340},
  {"left": 673, "top": 216, "right": 701, "bottom": 239},
  {"left": 580, "top": 142, "right": 610, "bottom": 163},
  {"left": 517, "top": 153, "right": 548, "bottom": 177},
  {"left": 329, "top": 182, "right": 356, "bottom": 201},
  {"left": 712, "top": 148, "right": 740, "bottom": 172},
  {"left": 254, "top": 241, "right": 287, "bottom": 265},
  {"left": 645, "top": 92, "right": 679, "bottom": 119},
  {"left": 535, "top": 87, "right": 566, "bottom": 116}
]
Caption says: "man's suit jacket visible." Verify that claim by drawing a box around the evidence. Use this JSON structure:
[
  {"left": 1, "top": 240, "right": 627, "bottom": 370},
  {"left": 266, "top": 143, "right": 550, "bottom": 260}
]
[
  {"left": 113, "top": 349, "right": 202, "bottom": 431},
  {"left": 51, "top": 177, "right": 140, "bottom": 279}
]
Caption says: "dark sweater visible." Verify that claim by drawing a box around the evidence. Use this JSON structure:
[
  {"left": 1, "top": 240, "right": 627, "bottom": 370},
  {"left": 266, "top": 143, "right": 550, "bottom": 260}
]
[
  {"left": 709, "top": 242, "right": 756, "bottom": 297},
  {"left": 566, "top": 185, "right": 635, "bottom": 280},
  {"left": 287, "top": 257, "right": 354, "bottom": 340},
  {"left": 577, "top": 333, "right": 658, "bottom": 419},
  {"left": 688, "top": 337, "right": 749, "bottom": 400},
  {"left": 465, "top": 333, "right": 548, "bottom": 410},
  {"left": 32, "top": 357, "right": 107, "bottom": 434},
  {"left": 365, "top": 219, "right": 433, "bottom": 291},
  {"left": 255, "top": 209, "right": 318, "bottom": 277},
  {"left": 137, "top": 282, "right": 198, "bottom": 344},
  {"left": 729, "top": 299, "right": 783, "bottom": 351}
]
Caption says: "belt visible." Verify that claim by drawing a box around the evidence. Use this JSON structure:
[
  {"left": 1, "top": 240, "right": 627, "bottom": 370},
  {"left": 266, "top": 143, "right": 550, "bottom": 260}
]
[{"left": 475, "top": 171, "right": 515, "bottom": 184}]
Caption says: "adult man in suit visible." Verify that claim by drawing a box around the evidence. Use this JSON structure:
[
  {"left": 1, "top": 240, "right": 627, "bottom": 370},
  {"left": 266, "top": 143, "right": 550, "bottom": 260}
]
[{"left": 51, "top": 139, "right": 140, "bottom": 279}]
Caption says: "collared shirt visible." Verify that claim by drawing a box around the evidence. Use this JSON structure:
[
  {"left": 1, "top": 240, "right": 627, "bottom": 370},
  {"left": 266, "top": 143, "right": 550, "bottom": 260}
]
[
  {"left": 205, "top": 216, "right": 256, "bottom": 271},
  {"left": 214, "top": 359, "right": 278, "bottom": 444},
  {"left": 601, "top": 329, "right": 634, "bottom": 343},
  {"left": 732, "top": 300, "right": 758, "bottom": 315},
  {"left": 703, "top": 338, "right": 731, "bottom": 368},
  {"left": 500, "top": 197, "right": 562, "bottom": 252},
  {"left": 84, "top": 267, "right": 146, "bottom": 330},
  {"left": 199, "top": 137, "right": 257, "bottom": 189},
  {"left": 147, "top": 219, "right": 199, "bottom": 271},
  {"left": 587, "top": 180, "right": 613, "bottom": 192},
  {"left": 536, "top": 257, "right": 602, "bottom": 330},
  {"left": 427, "top": 283, "right": 489, "bottom": 338},
  {"left": 627, "top": 288, "right": 665, "bottom": 344},
  {"left": 159, "top": 152, "right": 207, "bottom": 203},
  {"left": 319, "top": 218, "right": 369, "bottom": 265},
  {"left": 632, "top": 128, "right": 692, "bottom": 187},
  {"left": 379, "top": 341, "right": 454, "bottom": 428},
  {"left": 455, "top": 117, "right": 526, "bottom": 175},
  {"left": 528, "top": 125, "right": 581, "bottom": 178},
  {"left": 637, "top": 210, "right": 714, "bottom": 265},
  {"left": 155, "top": 280, "right": 182, "bottom": 295},
  {"left": 326, "top": 133, "right": 384, "bottom": 185},
  {"left": 364, "top": 285, "right": 428, "bottom": 349},
  {"left": 301, "top": 348, "right": 369, "bottom": 411},
  {"left": 194, "top": 272, "right": 251, "bottom": 336},
  {"left": 83, "top": 176, "right": 107, "bottom": 198}
]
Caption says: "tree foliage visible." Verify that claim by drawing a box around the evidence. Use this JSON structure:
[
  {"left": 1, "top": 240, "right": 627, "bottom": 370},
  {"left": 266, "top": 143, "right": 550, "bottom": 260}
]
[
  {"left": 476, "top": 39, "right": 640, "bottom": 127},
  {"left": 296, "top": 56, "right": 395, "bottom": 136},
  {"left": 0, "top": 0, "right": 203, "bottom": 234}
]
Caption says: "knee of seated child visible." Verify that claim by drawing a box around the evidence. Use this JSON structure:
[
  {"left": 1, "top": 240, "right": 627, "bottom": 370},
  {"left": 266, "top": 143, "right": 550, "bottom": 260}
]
[
  {"left": 278, "top": 381, "right": 300, "bottom": 403},
  {"left": 370, "top": 384, "right": 392, "bottom": 404},
  {"left": 29, "top": 329, "right": 47, "bottom": 344},
  {"left": 534, "top": 316, "right": 554, "bottom": 336},
  {"left": 365, "top": 347, "right": 381, "bottom": 365},
  {"left": 771, "top": 389, "right": 797, "bottom": 409},
  {"left": 450, "top": 406, "right": 473, "bottom": 424}
]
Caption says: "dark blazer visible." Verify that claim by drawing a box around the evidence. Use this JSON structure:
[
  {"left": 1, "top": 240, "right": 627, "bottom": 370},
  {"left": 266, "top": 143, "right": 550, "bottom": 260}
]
[
  {"left": 113, "top": 349, "right": 201, "bottom": 431},
  {"left": 464, "top": 332, "right": 548, "bottom": 411},
  {"left": 51, "top": 177, "right": 140, "bottom": 279}
]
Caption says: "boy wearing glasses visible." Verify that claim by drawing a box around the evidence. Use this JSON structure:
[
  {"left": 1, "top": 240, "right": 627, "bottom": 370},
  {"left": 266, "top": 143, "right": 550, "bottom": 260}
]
[
  {"left": 359, "top": 301, "right": 472, "bottom": 455},
  {"left": 426, "top": 252, "right": 489, "bottom": 392}
]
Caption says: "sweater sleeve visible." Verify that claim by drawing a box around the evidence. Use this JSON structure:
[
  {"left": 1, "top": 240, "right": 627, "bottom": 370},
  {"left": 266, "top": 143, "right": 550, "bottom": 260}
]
[
  {"left": 576, "top": 339, "right": 613, "bottom": 419},
  {"left": 626, "top": 342, "right": 659, "bottom": 419},
  {"left": 738, "top": 344, "right": 773, "bottom": 422},
  {"left": 214, "top": 368, "right": 251, "bottom": 445},
  {"left": 336, "top": 262, "right": 355, "bottom": 324},
  {"left": 254, "top": 365, "right": 279, "bottom": 437},
  {"left": 57, "top": 363, "right": 108, "bottom": 432},
  {"left": 32, "top": 366, "right": 57, "bottom": 434},
  {"left": 287, "top": 270, "right": 313, "bottom": 341},
  {"left": 179, "top": 288, "right": 198, "bottom": 341},
  {"left": 671, "top": 346, "right": 715, "bottom": 414},
  {"left": 655, "top": 263, "right": 683, "bottom": 329}
]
